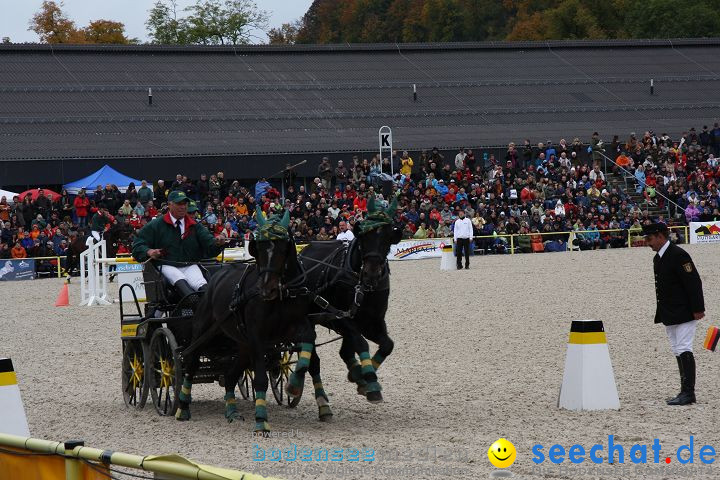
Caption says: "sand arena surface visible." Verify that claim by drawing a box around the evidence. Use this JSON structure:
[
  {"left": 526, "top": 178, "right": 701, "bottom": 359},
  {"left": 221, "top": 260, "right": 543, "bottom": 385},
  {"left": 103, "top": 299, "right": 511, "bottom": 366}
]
[{"left": 2, "top": 244, "right": 720, "bottom": 479}]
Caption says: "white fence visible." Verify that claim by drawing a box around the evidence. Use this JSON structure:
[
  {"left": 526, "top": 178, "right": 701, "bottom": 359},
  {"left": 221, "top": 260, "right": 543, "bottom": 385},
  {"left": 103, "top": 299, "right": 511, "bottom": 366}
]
[{"left": 79, "top": 240, "right": 111, "bottom": 306}]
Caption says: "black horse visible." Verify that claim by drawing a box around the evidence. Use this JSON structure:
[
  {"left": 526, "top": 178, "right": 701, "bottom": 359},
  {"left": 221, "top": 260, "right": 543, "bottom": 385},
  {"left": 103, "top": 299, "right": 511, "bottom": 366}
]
[
  {"left": 177, "top": 209, "right": 321, "bottom": 432},
  {"left": 297, "top": 197, "right": 402, "bottom": 406}
]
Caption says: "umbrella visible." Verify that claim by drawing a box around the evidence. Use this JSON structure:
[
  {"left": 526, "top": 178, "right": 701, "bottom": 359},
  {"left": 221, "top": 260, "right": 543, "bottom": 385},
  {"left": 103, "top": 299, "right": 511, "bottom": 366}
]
[{"left": 18, "top": 188, "right": 61, "bottom": 202}]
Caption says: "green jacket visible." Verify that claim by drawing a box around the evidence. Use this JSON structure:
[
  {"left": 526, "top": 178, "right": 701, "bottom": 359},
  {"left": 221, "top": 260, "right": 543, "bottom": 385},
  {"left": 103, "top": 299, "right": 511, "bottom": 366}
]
[
  {"left": 137, "top": 186, "right": 154, "bottom": 203},
  {"left": 132, "top": 212, "right": 223, "bottom": 263},
  {"left": 90, "top": 212, "right": 112, "bottom": 232}
]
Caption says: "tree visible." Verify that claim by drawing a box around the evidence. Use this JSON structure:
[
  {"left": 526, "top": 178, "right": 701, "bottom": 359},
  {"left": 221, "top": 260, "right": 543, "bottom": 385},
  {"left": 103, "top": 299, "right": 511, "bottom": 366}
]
[
  {"left": 30, "top": 0, "right": 136, "bottom": 44},
  {"left": 623, "top": 0, "right": 720, "bottom": 39},
  {"left": 83, "top": 20, "right": 136, "bottom": 44},
  {"left": 268, "top": 21, "right": 301, "bottom": 45},
  {"left": 29, "top": 1, "right": 77, "bottom": 43},
  {"left": 146, "top": 0, "right": 268, "bottom": 45},
  {"left": 146, "top": 0, "right": 188, "bottom": 44}
]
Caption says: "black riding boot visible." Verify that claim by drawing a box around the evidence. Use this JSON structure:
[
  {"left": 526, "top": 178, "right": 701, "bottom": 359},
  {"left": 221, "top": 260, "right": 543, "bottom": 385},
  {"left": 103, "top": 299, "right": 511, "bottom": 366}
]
[
  {"left": 174, "top": 279, "right": 195, "bottom": 299},
  {"left": 666, "top": 356, "right": 684, "bottom": 403},
  {"left": 667, "top": 352, "right": 696, "bottom": 405}
]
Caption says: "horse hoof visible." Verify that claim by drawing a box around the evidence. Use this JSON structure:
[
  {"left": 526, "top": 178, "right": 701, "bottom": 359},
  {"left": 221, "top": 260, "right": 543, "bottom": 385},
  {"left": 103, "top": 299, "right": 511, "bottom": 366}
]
[
  {"left": 175, "top": 409, "right": 191, "bottom": 421},
  {"left": 366, "top": 391, "right": 383, "bottom": 404},
  {"left": 318, "top": 405, "right": 333, "bottom": 422},
  {"left": 285, "top": 381, "right": 303, "bottom": 398},
  {"left": 226, "top": 411, "right": 244, "bottom": 423},
  {"left": 356, "top": 384, "right": 367, "bottom": 396}
]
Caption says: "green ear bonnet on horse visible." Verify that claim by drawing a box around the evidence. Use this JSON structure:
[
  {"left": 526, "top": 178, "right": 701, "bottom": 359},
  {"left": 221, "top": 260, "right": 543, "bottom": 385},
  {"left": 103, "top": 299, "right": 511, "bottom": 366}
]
[
  {"left": 253, "top": 206, "right": 291, "bottom": 241},
  {"left": 357, "top": 196, "right": 397, "bottom": 235}
]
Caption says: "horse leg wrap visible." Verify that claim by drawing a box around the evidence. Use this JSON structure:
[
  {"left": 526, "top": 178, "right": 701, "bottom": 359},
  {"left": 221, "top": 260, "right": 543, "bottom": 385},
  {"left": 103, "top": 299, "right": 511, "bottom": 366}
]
[
  {"left": 371, "top": 352, "right": 385, "bottom": 371},
  {"left": 224, "top": 392, "right": 243, "bottom": 423},
  {"left": 312, "top": 375, "right": 333, "bottom": 421},
  {"left": 254, "top": 392, "right": 270, "bottom": 432},
  {"left": 287, "top": 343, "right": 313, "bottom": 396},
  {"left": 175, "top": 378, "right": 192, "bottom": 421},
  {"left": 359, "top": 352, "right": 382, "bottom": 401},
  {"left": 359, "top": 352, "right": 378, "bottom": 381}
]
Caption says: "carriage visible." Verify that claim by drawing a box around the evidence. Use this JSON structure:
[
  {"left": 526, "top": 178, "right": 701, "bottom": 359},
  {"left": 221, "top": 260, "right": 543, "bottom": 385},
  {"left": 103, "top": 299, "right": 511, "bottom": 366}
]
[{"left": 119, "top": 261, "right": 300, "bottom": 417}]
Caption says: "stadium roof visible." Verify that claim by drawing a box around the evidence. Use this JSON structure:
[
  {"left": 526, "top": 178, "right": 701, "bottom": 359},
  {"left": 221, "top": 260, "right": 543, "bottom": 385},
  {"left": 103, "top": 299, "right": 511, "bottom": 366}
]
[{"left": 1, "top": 38, "right": 719, "bottom": 163}]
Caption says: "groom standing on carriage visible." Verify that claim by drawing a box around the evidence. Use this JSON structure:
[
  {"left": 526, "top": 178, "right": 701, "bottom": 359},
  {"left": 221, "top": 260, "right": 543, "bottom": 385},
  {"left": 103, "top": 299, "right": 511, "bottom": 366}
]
[{"left": 132, "top": 191, "right": 227, "bottom": 298}]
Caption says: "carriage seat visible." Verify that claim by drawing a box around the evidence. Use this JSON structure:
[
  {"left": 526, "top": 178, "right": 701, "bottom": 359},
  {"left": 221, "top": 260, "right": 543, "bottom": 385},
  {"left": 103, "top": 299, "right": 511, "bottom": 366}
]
[
  {"left": 142, "top": 262, "right": 178, "bottom": 307},
  {"left": 142, "top": 261, "right": 228, "bottom": 309}
]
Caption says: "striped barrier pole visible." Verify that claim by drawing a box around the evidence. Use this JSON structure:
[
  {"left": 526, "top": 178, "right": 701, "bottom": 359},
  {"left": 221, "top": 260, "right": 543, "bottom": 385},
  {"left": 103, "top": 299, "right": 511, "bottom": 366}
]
[{"left": 0, "top": 432, "right": 282, "bottom": 480}]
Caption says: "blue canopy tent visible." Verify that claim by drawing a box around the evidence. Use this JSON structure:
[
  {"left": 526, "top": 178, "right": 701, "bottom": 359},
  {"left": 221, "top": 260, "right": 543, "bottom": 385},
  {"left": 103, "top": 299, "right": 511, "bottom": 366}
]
[{"left": 64, "top": 165, "right": 142, "bottom": 195}]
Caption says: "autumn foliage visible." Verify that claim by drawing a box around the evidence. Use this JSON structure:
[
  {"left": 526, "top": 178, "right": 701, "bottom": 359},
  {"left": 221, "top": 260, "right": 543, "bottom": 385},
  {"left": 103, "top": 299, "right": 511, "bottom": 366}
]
[
  {"left": 294, "top": 0, "right": 720, "bottom": 44},
  {"left": 29, "top": 1, "right": 136, "bottom": 44}
]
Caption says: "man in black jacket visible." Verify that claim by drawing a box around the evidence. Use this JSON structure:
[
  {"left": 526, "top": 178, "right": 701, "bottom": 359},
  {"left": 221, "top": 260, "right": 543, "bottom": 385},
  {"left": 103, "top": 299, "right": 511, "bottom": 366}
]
[{"left": 643, "top": 222, "right": 705, "bottom": 405}]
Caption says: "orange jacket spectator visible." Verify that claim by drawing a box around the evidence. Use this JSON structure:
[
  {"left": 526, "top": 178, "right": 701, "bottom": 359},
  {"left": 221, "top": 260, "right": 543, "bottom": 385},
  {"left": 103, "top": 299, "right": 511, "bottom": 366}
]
[
  {"left": 235, "top": 202, "right": 248, "bottom": 216},
  {"left": 11, "top": 243, "right": 26, "bottom": 258},
  {"left": 0, "top": 199, "right": 10, "bottom": 221},
  {"left": 353, "top": 196, "right": 367, "bottom": 212},
  {"left": 615, "top": 154, "right": 631, "bottom": 169}
]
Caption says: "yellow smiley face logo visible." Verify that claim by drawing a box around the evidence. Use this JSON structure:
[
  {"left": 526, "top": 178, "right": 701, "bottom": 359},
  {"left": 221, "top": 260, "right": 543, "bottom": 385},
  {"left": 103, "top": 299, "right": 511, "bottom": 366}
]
[{"left": 488, "top": 438, "right": 516, "bottom": 468}]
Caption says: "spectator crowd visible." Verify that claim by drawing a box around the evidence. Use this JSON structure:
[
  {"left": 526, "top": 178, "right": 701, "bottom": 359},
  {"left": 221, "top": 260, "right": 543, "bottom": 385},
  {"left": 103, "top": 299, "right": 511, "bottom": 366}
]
[{"left": 1, "top": 123, "right": 720, "bottom": 268}]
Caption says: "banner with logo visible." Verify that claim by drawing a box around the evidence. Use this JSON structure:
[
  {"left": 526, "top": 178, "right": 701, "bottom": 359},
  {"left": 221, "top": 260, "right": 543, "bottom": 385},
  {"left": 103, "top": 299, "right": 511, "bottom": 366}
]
[
  {"left": 388, "top": 238, "right": 450, "bottom": 261},
  {"left": 0, "top": 259, "right": 35, "bottom": 281},
  {"left": 689, "top": 221, "right": 720, "bottom": 244},
  {"left": 115, "top": 262, "right": 146, "bottom": 301}
]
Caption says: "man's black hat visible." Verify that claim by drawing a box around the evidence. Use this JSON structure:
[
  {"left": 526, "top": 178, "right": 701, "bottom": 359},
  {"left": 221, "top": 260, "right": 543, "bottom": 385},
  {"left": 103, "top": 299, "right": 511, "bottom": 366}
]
[{"left": 641, "top": 222, "right": 668, "bottom": 236}]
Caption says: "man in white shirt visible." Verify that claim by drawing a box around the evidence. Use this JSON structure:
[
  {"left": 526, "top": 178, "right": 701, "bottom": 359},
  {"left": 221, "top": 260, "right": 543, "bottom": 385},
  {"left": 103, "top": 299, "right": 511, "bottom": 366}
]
[
  {"left": 454, "top": 148, "right": 467, "bottom": 170},
  {"left": 336, "top": 221, "right": 355, "bottom": 242},
  {"left": 453, "top": 210, "right": 473, "bottom": 269}
]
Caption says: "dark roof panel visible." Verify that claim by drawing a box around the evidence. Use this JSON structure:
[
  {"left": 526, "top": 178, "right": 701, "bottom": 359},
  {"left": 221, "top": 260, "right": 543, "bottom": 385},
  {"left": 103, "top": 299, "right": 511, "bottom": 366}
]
[{"left": 0, "top": 40, "right": 718, "bottom": 161}]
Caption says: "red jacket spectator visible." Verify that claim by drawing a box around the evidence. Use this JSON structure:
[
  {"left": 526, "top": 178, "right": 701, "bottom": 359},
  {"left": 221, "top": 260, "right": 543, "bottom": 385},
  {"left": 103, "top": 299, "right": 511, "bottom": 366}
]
[
  {"left": 520, "top": 186, "right": 534, "bottom": 203},
  {"left": 74, "top": 195, "right": 90, "bottom": 218},
  {"left": 223, "top": 195, "right": 238, "bottom": 207}
]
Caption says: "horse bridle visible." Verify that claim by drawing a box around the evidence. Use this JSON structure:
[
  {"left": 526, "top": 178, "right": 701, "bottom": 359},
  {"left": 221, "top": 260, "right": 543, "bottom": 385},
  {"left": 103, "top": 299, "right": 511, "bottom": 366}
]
[{"left": 255, "top": 239, "right": 309, "bottom": 302}]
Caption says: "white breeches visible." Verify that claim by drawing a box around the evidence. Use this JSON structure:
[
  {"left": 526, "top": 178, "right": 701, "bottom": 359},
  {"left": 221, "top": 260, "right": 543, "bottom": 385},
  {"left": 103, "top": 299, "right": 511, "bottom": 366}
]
[
  {"left": 159, "top": 264, "right": 207, "bottom": 290},
  {"left": 665, "top": 320, "right": 698, "bottom": 356}
]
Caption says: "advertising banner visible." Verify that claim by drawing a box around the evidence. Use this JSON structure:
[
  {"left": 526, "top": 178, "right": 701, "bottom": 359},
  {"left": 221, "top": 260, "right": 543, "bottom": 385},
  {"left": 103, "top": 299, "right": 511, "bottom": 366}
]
[
  {"left": 387, "top": 238, "right": 450, "bottom": 261},
  {"left": 689, "top": 221, "right": 720, "bottom": 244},
  {"left": 116, "top": 262, "right": 146, "bottom": 301},
  {"left": 0, "top": 259, "right": 35, "bottom": 281}
]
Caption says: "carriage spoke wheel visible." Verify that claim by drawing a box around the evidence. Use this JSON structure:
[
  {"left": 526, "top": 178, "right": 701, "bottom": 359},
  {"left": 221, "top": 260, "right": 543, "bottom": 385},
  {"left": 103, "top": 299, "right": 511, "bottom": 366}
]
[
  {"left": 270, "top": 350, "right": 301, "bottom": 408},
  {"left": 121, "top": 340, "right": 147, "bottom": 409},
  {"left": 238, "top": 369, "right": 255, "bottom": 401},
  {"left": 148, "top": 328, "right": 182, "bottom": 416}
]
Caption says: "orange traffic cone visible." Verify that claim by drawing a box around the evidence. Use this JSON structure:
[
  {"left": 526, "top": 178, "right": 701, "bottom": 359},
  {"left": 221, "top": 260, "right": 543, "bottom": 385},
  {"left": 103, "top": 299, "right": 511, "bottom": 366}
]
[{"left": 55, "top": 281, "right": 69, "bottom": 307}]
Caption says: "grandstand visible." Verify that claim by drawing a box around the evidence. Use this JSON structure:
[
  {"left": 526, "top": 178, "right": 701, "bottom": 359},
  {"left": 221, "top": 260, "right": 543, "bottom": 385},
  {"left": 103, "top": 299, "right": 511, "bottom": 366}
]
[{"left": 0, "top": 38, "right": 718, "bottom": 185}]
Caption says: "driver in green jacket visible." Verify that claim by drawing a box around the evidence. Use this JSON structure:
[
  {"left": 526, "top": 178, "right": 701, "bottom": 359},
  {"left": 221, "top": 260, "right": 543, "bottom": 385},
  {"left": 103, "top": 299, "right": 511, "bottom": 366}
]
[{"left": 132, "top": 191, "right": 226, "bottom": 296}]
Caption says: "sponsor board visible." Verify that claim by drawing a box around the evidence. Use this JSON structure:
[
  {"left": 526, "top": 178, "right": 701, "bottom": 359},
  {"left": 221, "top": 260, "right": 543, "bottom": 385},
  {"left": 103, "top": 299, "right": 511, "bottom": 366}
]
[
  {"left": 690, "top": 221, "right": 720, "bottom": 244},
  {"left": 388, "top": 238, "right": 449, "bottom": 261},
  {"left": 116, "top": 262, "right": 146, "bottom": 301},
  {"left": 0, "top": 259, "right": 35, "bottom": 281}
]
